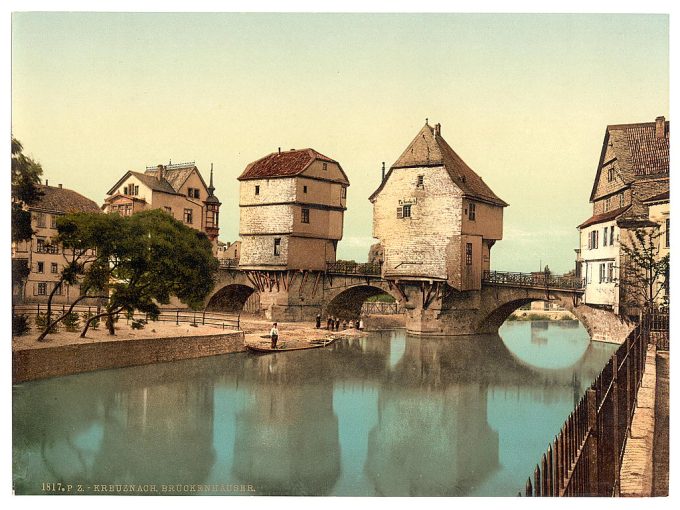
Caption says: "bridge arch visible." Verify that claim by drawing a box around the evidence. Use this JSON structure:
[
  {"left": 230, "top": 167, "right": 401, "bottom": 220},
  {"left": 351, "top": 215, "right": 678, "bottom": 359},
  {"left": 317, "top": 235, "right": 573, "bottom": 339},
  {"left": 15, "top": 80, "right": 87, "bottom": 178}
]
[
  {"left": 324, "top": 284, "right": 400, "bottom": 319},
  {"left": 206, "top": 284, "right": 258, "bottom": 313},
  {"left": 476, "top": 297, "right": 574, "bottom": 334}
]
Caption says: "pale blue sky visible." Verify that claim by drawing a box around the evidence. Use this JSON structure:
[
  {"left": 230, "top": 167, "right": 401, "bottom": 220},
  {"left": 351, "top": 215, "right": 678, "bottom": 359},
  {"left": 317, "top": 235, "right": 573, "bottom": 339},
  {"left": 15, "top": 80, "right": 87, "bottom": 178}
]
[{"left": 12, "top": 13, "right": 669, "bottom": 273}]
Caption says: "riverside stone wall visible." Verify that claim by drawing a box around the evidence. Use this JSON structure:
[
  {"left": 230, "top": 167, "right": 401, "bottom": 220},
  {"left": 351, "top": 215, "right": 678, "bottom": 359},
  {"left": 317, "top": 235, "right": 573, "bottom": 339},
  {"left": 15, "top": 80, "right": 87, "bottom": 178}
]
[{"left": 13, "top": 331, "right": 245, "bottom": 384}]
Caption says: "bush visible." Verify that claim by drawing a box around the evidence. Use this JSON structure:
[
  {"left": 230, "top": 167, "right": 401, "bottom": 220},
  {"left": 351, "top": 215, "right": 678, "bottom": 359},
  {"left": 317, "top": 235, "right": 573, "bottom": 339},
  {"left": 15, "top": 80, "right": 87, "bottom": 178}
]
[
  {"left": 131, "top": 319, "right": 147, "bottom": 330},
  {"left": 62, "top": 312, "right": 80, "bottom": 332},
  {"left": 81, "top": 311, "right": 100, "bottom": 330},
  {"left": 34, "top": 312, "right": 59, "bottom": 331},
  {"left": 12, "top": 314, "right": 30, "bottom": 336}
]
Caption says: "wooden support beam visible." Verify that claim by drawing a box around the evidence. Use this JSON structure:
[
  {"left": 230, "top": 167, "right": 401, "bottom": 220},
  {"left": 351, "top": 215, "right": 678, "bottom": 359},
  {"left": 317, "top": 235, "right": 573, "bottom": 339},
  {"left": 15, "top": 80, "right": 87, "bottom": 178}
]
[{"left": 311, "top": 271, "right": 321, "bottom": 298}]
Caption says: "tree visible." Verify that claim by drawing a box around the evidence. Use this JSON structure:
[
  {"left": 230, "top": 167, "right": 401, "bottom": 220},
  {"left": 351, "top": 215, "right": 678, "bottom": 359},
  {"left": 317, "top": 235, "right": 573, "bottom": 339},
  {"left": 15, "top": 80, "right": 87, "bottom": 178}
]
[
  {"left": 619, "top": 226, "right": 670, "bottom": 314},
  {"left": 11, "top": 136, "right": 43, "bottom": 297},
  {"left": 35, "top": 209, "right": 219, "bottom": 339}
]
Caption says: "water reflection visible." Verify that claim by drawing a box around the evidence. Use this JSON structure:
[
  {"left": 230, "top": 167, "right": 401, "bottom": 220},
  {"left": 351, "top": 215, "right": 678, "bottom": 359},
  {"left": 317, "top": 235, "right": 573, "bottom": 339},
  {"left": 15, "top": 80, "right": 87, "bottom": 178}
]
[{"left": 13, "top": 321, "right": 616, "bottom": 496}]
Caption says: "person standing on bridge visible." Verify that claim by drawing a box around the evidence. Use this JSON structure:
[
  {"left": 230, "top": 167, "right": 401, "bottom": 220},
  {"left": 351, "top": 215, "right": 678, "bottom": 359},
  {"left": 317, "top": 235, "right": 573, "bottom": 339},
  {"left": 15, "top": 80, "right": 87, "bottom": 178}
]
[{"left": 270, "top": 323, "right": 279, "bottom": 349}]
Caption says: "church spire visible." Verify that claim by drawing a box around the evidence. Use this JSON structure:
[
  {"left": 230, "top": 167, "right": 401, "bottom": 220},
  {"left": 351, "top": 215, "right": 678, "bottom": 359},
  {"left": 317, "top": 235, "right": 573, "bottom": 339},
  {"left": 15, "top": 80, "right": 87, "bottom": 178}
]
[{"left": 208, "top": 163, "right": 215, "bottom": 196}]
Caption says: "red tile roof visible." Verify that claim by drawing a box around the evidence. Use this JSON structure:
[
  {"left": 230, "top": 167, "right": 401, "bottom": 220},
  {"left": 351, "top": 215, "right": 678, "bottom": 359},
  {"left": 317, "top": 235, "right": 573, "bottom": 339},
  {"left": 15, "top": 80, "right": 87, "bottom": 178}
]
[
  {"left": 578, "top": 205, "right": 631, "bottom": 229},
  {"left": 238, "top": 148, "right": 348, "bottom": 183},
  {"left": 31, "top": 184, "right": 101, "bottom": 214}
]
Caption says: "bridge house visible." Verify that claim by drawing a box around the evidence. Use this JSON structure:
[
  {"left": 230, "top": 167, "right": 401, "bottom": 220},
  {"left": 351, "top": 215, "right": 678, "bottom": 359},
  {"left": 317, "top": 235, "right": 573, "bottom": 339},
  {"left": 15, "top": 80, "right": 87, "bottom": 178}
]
[
  {"left": 576, "top": 116, "right": 669, "bottom": 315},
  {"left": 237, "top": 148, "right": 349, "bottom": 271},
  {"left": 103, "top": 161, "right": 221, "bottom": 248},
  {"left": 369, "top": 121, "right": 507, "bottom": 291}
]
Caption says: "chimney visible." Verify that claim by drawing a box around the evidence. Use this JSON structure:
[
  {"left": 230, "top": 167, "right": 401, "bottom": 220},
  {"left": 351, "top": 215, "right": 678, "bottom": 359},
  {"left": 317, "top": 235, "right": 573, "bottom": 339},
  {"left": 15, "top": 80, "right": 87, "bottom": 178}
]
[
  {"left": 655, "top": 116, "right": 666, "bottom": 139},
  {"left": 58, "top": 183, "right": 62, "bottom": 188},
  {"left": 45, "top": 179, "right": 48, "bottom": 186},
  {"left": 434, "top": 123, "right": 441, "bottom": 137},
  {"left": 278, "top": 147, "right": 281, "bottom": 155},
  {"left": 381, "top": 162, "right": 386, "bottom": 181},
  {"left": 157, "top": 164, "right": 164, "bottom": 181}
]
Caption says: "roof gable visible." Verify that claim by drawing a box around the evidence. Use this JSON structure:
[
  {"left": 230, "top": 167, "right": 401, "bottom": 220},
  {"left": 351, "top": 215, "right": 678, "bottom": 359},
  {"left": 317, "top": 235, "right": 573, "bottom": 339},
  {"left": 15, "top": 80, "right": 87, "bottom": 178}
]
[
  {"left": 590, "top": 118, "right": 670, "bottom": 202},
  {"left": 238, "top": 148, "right": 349, "bottom": 184},
  {"left": 370, "top": 123, "right": 507, "bottom": 206},
  {"left": 144, "top": 163, "right": 207, "bottom": 193}
]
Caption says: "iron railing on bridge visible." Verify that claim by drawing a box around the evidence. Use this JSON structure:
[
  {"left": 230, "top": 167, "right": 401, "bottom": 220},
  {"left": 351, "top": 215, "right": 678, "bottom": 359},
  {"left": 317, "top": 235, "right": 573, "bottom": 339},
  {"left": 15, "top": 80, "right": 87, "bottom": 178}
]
[
  {"left": 483, "top": 270, "right": 585, "bottom": 291},
  {"left": 326, "top": 261, "right": 382, "bottom": 276},
  {"left": 219, "top": 258, "right": 239, "bottom": 269},
  {"left": 13, "top": 304, "right": 240, "bottom": 331},
  {"left": 521, "top": 321, "right": 650, "bottom": 496},
  {"left": 361, "top": 301, "right": 402, "bottom": 315}
]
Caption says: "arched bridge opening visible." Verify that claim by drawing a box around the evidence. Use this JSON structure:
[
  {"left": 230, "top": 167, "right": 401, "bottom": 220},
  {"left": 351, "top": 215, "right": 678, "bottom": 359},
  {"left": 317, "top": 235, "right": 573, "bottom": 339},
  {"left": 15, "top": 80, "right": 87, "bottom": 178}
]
[
  {"left": 206, "top": 284, "right": 258, "bottom": 313},
  {"left": 325, "top": 285, "right": 399, "bottom": 319}
]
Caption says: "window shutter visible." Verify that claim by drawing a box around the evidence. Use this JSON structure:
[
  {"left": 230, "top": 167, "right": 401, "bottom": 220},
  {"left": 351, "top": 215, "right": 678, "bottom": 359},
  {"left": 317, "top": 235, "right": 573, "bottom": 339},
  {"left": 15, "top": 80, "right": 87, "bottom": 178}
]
[{"left": 396, "top": 207, "right": 403, "bottom": 219}]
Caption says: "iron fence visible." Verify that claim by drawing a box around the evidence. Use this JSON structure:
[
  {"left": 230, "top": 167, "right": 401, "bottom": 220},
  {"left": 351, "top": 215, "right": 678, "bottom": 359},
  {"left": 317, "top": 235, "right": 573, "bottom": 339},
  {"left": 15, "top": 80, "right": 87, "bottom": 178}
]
[
  {"left": 521, "top": 323, "right": 649, "bottom": 496},
  {"left": 642, "top": 312, "right": 669, "bottom": 351},
  {"left": 361, "top": 301, "right": 402, "bottom": 315},
  {"left": 326, "top": 261, "right": 382, "bottom": 276},
  {"left": 483, "top": 270, "right": 585, "bottom": 291},
  {"left": 13, "top": 304, "right": 240, "bottom": 330}
]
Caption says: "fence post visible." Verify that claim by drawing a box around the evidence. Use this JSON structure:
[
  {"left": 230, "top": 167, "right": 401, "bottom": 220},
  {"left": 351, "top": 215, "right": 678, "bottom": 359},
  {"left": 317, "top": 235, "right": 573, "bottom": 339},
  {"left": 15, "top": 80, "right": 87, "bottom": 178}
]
[
  {"left": 586, "top": 388, "right": 599, "bottom": 496},
  {"left": 534, "top": 465, "right": 541, "bottom": 497},
  {"left": 525, "top": 478, "right": 533, "bottom": 497},
  {"left": 176, "top": 310, "right": 179, "bottom": 325},
  {"left": 611, "top": 352, "right": 620, "bottom": 496}
]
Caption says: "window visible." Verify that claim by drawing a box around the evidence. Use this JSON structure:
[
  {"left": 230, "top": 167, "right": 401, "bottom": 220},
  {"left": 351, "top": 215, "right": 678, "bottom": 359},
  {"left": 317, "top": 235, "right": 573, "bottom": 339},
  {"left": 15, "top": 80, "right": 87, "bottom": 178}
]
[
  {"left": 303, "top": 185, "right": 308, "bottom": 194},
  {"left": 341, "top": 186, "right": 347, "bottom": 199},
  {"left": 164, "top": 206, "right": 172, "bottom": 216},
  {"left": 36, "top": 213, "right": 46, "bottom": 228},
  {"left": 123, "top": 186, "right": 128, "bottom": 195},
  {"left": 607, "top": 168, "right": 615, "bottom": 182},
  {"left": 603, "top": 227, "right": 608, "bottom": 246},
  {"left": 666, "top": 218, "right": 670, "bottom": 248},
  {"left": 184, "top": 208, "right": 193, "bottom": 224},
  {"left": 322, "top": 163, "right": 328, "bottom": 171},
  {"left": 402, "top": 204, "right": 412, "bottom": 218},
  {"left": 50, "top": 215, "right": 57, "bottom": 228},
  {"left": 37, "top": 262, "right": 44, "bottom": 274},
  {"left": 417, "top": 175, "right": 424, "bottom": 188},
  {"left": 36, "top": 239, "right": 45, "bottom": 252},
  {"left": 610, "top": 226, "right": 615, "bottom": 246},
  {"left": 51, "top": 262, "right": 58, "bottom": 274},
  {"left": 619, "top": 192, "right": 624, "bottom": 208},
  {"left": 588, "top": 230, "right": 599, "bottom": 250},
  {"left": 124, "top": 204, "right": 132, "bottom": 216},
  {"left": 301, "top": 208, "right": 310, "bottom": 224},
  {"left": 468, "top": 203, "right": 476, "bottom": 221},
  {"left": 194, "top": 189, "right": 200, "bottom": 199},
  {"left": 607, "top": 262, "right": 614, "bottom": 283},
  {"left": 126, "top": 183, "right": 138, "bottom": 196},
  {"left": 465, "top": 243, "right": 473, "bottom": 265},
  {"left": 599, "top": 263, "right": 606, "bottom": 284},
  {"left": 213, "top": 211, "right": 219, "bottom": 227},
  {"left": 604, "top": 197, "right": 612, "bottom": 212},
  {"left": 255, "top": 185, "right": 260, "bottom": 195},
  {"left": 37, "top": 282, "right": 47, "bottom": 296},
  {"left": 274, "top": 238, "right": 281, "bottom": 256}
]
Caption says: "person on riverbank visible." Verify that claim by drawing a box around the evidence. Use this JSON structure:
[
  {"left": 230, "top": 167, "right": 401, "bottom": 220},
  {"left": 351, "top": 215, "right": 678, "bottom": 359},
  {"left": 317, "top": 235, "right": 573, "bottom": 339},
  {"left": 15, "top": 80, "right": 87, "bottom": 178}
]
[
  {"left": 335, "top": 317, "right": 340, "bottom": 331},
  {"left": 342, "top": 319, "right": 348, "bottom": 330},
  {"left": 327, "top": 316, "right": 333, "bottom": 330},
  {"left": 270, "top": 323, "right": 279, "bottom": 349},
  {"left": 359, "top": 318, "right": 364, "bottom": 331},
  {"left": 316, "top": 314, "right": 321, "bottom": 329}
]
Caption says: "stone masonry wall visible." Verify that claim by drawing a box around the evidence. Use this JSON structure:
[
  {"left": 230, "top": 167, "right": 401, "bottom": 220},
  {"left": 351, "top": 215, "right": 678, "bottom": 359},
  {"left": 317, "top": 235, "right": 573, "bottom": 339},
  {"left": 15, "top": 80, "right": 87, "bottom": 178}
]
[
  {"left": 372, "top": 166, "right": 463, "bottom": 280},
  {"left": 13, "top": 331, "right": 245, "bottom": 383},
  {"left": 240, "top": 235, "right": 289, "bottom": 267}
]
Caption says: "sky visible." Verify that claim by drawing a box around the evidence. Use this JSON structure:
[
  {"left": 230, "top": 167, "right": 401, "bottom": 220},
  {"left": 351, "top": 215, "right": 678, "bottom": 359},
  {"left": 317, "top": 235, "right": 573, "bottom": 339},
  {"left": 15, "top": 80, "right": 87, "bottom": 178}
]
[{"left": 11, "top": 12, "right": 669, "bottom": 274}]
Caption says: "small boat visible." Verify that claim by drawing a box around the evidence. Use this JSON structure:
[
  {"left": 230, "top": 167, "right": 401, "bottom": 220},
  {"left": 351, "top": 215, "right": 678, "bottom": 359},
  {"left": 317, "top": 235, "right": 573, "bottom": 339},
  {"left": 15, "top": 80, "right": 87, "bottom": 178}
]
[{"left": 245, "top": 337, "right": 336, "bottom": 353}]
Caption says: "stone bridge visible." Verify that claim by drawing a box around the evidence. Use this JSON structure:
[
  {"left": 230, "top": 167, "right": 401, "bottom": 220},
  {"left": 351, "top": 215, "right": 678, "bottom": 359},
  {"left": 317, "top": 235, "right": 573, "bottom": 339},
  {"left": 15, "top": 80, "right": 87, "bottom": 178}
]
[{"left": 206, "top": 266, "right": 632, "bottom": 341}]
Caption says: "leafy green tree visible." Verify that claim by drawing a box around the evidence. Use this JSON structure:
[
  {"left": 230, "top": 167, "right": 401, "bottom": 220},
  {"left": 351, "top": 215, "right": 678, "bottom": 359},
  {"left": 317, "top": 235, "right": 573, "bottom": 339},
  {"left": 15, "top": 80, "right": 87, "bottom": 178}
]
[
  {"left": 619, "top": 226, "right": 670, "bottom": 314},
  {"left": 11, "top": 136, "right": 43, "bottom": 297},
  {"left": 36, "top": 209, "right": 218, "bottom": 338}
]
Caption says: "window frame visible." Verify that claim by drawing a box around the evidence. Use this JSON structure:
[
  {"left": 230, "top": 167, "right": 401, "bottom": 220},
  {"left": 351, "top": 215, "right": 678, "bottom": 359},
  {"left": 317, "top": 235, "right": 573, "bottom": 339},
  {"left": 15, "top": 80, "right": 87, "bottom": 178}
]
[
  {"left": 402, "top": 204, "right": 412, "bottom": 218},
  {"left": 51, "top": 262, "right": 58, "bottom": 274},
  {"left": 301, "top": 208, "right": 310, "bottom": 224},
  {"left": 273, "top": 238, "right": 281, "bottom": 256},
  {"left": 184, "top": 208, "right": 193, "bottom": 225},
  {"left": 468, "top": 202, "right": 476, "bottom": 221},
  {"left": 37, "top": 261, "right": 44, "bottom": 274},
  {"left": 37, "top": 282, "right": 47, "bottom": 296},
  {"left": 465, "top": 243, "right": 473, "bottom": 265},
  {"left": 255, "top": 185, "right": 260, "bottom": 195}
]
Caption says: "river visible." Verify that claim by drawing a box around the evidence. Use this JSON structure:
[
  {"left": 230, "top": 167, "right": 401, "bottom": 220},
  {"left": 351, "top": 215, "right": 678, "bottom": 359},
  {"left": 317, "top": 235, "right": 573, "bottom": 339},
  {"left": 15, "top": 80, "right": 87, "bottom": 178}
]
[{"left": 12, "top": 320, "right": 617, "bottom": 496}]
